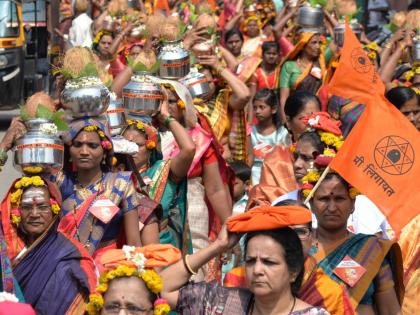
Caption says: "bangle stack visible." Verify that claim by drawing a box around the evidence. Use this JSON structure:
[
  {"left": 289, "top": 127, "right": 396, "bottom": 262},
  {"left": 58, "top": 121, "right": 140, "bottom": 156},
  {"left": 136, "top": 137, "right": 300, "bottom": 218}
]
[
  {"left": 183, "top": 254, "right": 198, "bottom": 275},
  {"left": 164, "top": 115, "right": 176, "bottom": 128}
]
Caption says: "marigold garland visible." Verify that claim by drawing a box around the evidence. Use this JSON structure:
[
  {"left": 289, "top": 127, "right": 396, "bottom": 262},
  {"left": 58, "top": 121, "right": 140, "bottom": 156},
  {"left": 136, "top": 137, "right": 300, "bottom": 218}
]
[
  {"left": 9, "top": 176, "right": 60, "bottom": 225},
  {"left": 176, "top": 99, "right": 186, "bottom": 109},
  {"left": 127, "top": 120, "right": 156, "bottom": 150},
  {"left": 22, "top": 166, "right": 43, "bottom": 174},
  {"left": 86, "top": 265, "right": 170, "bottom": 315},
  {"left": 83, "top": 125, "right": 112, "bottom": 150}
]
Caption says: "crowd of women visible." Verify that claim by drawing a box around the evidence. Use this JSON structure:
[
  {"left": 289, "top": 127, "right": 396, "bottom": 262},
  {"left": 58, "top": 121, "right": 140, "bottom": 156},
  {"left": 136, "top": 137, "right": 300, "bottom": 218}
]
[{"left": 0, "top": 0, "right": 418, "bottom": 314}]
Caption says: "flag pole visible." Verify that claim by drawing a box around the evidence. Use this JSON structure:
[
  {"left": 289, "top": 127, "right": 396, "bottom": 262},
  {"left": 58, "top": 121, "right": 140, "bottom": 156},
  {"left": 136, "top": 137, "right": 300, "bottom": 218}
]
[{"left": 304, "top": 166, "right": 331, "bottom": 206}]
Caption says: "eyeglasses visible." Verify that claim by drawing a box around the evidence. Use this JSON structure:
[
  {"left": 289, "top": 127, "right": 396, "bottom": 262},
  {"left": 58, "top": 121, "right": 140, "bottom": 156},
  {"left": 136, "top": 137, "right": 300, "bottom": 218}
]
[
  {"left": 103, "top": 303, "right": 152, "bottom": 315},
  {"left": 292, "top": 227, "right": 312, "bottom": 240},
  {"left": 20, "top": 204, "right": 51, "bottom": 214}
]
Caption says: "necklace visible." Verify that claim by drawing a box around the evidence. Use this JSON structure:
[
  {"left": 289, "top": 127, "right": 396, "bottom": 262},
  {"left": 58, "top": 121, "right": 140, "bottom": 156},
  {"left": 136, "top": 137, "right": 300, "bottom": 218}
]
[{"left": 248, "top": 296, "right": 297, "bottom": 315}]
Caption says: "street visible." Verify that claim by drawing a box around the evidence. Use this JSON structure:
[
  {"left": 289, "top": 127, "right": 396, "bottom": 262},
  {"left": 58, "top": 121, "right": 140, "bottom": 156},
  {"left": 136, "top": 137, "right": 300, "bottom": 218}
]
[{"left": 0, "top": 110, "right": 21, "bottom": 197}]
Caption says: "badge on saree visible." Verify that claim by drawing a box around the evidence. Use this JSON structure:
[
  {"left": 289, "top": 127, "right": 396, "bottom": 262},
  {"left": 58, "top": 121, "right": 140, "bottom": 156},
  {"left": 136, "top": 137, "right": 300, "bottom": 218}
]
[
  {"left": 333, "top": 255, "right": 367, "bottom": 287},
  {"left": 89, "top": 196, "right": 119, "bottom": 224}
]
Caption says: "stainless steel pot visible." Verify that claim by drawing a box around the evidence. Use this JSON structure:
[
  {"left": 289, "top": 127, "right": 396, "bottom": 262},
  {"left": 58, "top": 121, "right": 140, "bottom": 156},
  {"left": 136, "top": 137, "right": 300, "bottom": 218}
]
[
  {"left": 158, "top": 40, "right": 190, "bottom": 79},
  {"left": 122, "top": 71, "right": 164, "bottom": 117},
  {"left": 61, "top": 77, "right": 110, "bottom": 118},
  {"left": 106, "top": 99, "right": 127, "bottom": 136},
  {"left": 297, "top": 5, "right": 324, "bottom": 29},
  {"left": 179, "top": 70, "right": 210, "bottom": 99},
  {"left": 334, "top": 22, "right": 362, "bottom": 47},
  {"left": 413, "top": 31, "right": 420, "bottom": 62},
  {"left": 13, "top": 118, "right": 64, "bottom": 174}
]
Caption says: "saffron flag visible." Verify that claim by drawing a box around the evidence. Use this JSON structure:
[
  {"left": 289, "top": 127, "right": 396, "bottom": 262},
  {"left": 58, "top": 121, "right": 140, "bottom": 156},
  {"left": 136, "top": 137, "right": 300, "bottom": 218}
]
[
  {"left": 328, "top": 23, "right": 385, "bottom": 106},
  {"left": 330, "top": 94, "right": 420, "bottom": 235}
]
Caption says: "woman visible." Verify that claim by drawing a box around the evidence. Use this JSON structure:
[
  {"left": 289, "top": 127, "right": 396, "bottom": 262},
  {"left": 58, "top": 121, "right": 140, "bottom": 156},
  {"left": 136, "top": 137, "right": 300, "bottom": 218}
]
[
  {"left": 308, "top": 172, "right": 404, "bottom": 314},
  {"left": 241, "top": 15, "right": 268, "bottom": 59},
  {"left": 280, "top": 32, "right": 332, "bottom": 121},
  {"left": 0, "top": 176, "right": 96, "bottom": 314},
  {"left": 251, "top": 41, "right": 282, "bottom": 94},
  {"left": 122, "top": 91, "right": 196, "bottom": 255},
  {"left": 224, "top": 28, "right": 262, "bottom": 84},
  {"left": 86, "top": 244, "right": 181, "bottom": 315},
  {"left": 160, "top": 86, "right": 233, "bottom": 281},
  {"left": 160, "top": 204, "right": 329, "bottom": 314},
  {"left": 56, "top": 118, "right": 160, "bottom": 258},
  {"left": 386, "top": 86, "right": 420, "bottom": 130}
]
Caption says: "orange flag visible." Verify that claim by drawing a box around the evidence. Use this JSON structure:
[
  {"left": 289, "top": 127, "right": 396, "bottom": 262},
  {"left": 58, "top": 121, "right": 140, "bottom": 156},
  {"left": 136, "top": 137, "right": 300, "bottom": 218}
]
[
  {"left": 328, "top": 23, "right": 385, "bottom": 106},
  {"left": 330, "top": 94, "right": 420, "bottom": 235}
]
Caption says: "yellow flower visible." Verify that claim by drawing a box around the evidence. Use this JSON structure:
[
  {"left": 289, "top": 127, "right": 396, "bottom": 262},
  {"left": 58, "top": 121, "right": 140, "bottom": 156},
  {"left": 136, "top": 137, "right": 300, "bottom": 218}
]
[
  {"left": 302, "top": 170, "right": 320, "bottom": 185},
  {"left": 302, "top": 189, "right": 311, "bottom": 198},
  {"left": 98, "top": 130, "right": 105, "bottom": 138},
  {"left": 141, "top": 269, "right": 163, "bottom": 294},
  {"left": 84, "top": 125, "right": 98, "bottom": 132},
  {"left": 23, "top": 166, "right": 43, "bottom": 174},
  {"left": 87, "top": 294, "right": 104, "bottom": 315},
  {"left": 11, "top": 214, "right": 21, "bottom": 225},
  {"left": 96, "top": 283, "right": 108, "bottom": 294},
  {"left": 366, "top": 42, "right": 379, "bottom": 51},
  {"left": 367, "top": 52, "right": 377, "bottom": 60},
  {"left": 405, "top": 70, "right": 415, "bottom": 82},
  {"left": 10, "top": 189, "right": 22, "bottom": 204},
  {"left": 136, "top": 122, "right": 144, "bottom": 130},
  {"left": 154, "top": 303, "right": 171, "bottom": 315},
  {"left": 323, "top": 148, "right": 336, "bottom": 157},
  {"left": 51, "top": 204, "right": 61, "bottom": 215}
]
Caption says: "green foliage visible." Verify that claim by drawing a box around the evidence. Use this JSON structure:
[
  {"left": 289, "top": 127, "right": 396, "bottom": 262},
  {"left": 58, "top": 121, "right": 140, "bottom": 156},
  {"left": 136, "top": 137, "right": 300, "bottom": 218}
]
[
  {"left": 132, "top": 60, "right": 161, "bottom": 74},
  {"left": 52, "top": 62, "right": 99, "bottom": 80}
]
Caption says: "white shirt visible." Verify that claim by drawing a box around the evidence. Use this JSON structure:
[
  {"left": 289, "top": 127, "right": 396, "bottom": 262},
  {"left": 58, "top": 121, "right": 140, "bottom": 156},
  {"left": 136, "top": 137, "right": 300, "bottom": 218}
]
[{"left": 68, "top": 13, "right": 93, "bottom": 48}]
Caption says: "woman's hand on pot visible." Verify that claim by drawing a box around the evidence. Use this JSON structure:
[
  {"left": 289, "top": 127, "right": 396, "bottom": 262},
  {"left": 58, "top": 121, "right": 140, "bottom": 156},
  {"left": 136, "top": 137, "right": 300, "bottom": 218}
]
[
  {"left": 214, "top": 223, "right": 241, "bottom": 254},
  {"left": 157, "top": 87, "right": 171, "bottom": 124},
  {"left": 0, "top": 117, "right": 27, "bottom": 151},
  {"left": 197, "top": 54, "right": 221, "bottom": 70}
]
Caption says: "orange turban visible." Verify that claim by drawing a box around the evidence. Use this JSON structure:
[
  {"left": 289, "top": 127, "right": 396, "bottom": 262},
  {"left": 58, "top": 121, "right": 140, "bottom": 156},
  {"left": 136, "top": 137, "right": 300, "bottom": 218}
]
[
  {"left": 100, "top": 244, "right": 181, "bottom": 270},
  {"left": 227, "top": 205, "right": 312, "bottom": 233}
]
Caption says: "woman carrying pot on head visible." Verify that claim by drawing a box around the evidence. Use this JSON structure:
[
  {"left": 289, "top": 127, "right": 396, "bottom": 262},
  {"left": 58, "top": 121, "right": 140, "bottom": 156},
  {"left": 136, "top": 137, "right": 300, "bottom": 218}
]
[
  {"left": 247, "top": 95, "right": 322, "bottom": 208},
  {"left": 280, "top": 32, "right": 333, "bottom": 121},
  {"left": 121, "top": 88, "right": 196, "bottom": 255},
  {"left": 160, "top": 85, "right": 233, "bottom": 281},
  {"left": 159, "top": 204, "right": 330, "bottom": 315},
  {"left": 55, "top": 118, "right": 160, "bottom": 259},
  {"left": 0, "top": 176, "right": 96, "bottom": 314}
]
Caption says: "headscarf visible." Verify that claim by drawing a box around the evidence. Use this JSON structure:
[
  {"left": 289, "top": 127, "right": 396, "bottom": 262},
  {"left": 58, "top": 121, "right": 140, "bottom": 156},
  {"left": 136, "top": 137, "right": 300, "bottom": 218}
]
[
  {"left": 282, "top": 32, "right": 318, "bottom": 63},
  {"left": 62, "top": 118, "right": 114, "bottom": 171},
  {"left": 227, "top": 205, "right": 312, "bottom": 233},
  {"left": 100, "top": 244, "right": 181, "bottom": 270}
]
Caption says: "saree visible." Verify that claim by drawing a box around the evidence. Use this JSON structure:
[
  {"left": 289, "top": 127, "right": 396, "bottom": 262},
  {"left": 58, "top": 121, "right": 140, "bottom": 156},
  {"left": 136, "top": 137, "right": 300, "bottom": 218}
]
[
  {"left": 57, "top": 171, "right": 156, "bottom": 256},
  {"left": 280, "top": 32, "right": 329, "bottom": 94},
  {"left": 398, "top": 215, "right": 419, "bottom": 315},
  {"left": 312, "top": 234, "right": 404, "bottom": 311},
  {"left": 247, "top": 145, "right": 298, "bottom": 209},
  {"left": 14, "top": 220, "right": 96, "bottom": 315},
  {"left": 142, "top": 160, "right": 192, "bottom": 255}
]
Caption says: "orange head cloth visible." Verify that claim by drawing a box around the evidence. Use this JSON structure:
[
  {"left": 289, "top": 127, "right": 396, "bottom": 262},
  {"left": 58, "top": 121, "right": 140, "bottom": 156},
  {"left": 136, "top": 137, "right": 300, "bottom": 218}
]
[
  {"left": 282, "top": 32, "right": 317, "bottom": 65},
  {"left": 227, "top": 205, "right": 312, "bottom": 233},
  {"left": 302, "top": 112, "right": 342, "bottom": 136},
  {"left": 100, "top": 244, "right": 181, "bottom": 270}
]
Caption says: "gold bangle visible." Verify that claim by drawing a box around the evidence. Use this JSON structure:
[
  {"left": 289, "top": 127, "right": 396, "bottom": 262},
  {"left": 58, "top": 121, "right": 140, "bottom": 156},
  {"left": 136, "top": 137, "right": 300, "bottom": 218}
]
[
  {"left": 399, "top": 43, "right": 406, "bottom": 52},
  {"left": 183, "top": 254, "right": 198, "bottom": 275},
  {"left": 384, "top": 42, "right": 393, "bottom": 49}
]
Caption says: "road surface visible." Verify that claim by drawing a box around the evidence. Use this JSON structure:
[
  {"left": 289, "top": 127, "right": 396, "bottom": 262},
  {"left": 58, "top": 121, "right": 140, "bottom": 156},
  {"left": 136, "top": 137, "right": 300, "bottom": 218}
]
[{"left": 0, "top": 110, "right": 21, "bottom": 197}]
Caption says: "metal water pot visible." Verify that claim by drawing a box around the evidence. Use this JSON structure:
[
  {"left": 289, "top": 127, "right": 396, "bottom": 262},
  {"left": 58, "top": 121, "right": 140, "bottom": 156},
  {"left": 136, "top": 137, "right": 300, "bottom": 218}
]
[
  {"left": 105, "top": 99, "right": 127, "bottom": 136},
  {"left": 61, "top": 76, "right": 110, "bottom": 118},
  {"left": 334, "top": 22, "right": 362, "bottom": 47},
  {"left": 297, "top": 5, "right": 324, "bottom": 29},
  {"left": 412, "top": 31, "right": 420, "bottom": 62},
  {"left": 179, "top": 70, "right": 210, "bottom": 99},
  {"left": 158, "top": 40, "right": 190, "bottom": 79},
  {"left": 13, "top": 119, "right": 64, "bottom": 174},
  {"left": 122, "top": 71, "right": 164, "bottom": 117}
]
